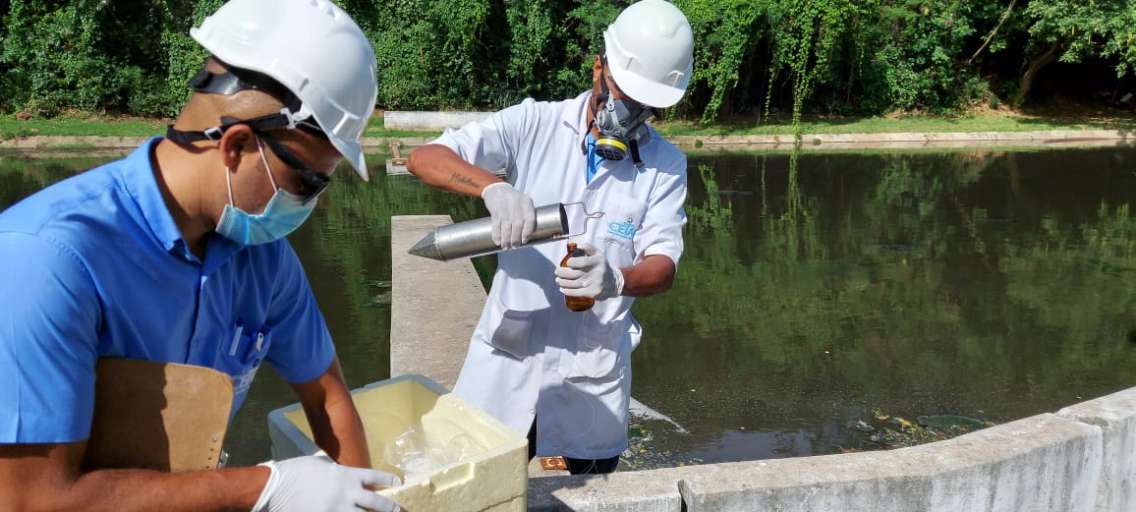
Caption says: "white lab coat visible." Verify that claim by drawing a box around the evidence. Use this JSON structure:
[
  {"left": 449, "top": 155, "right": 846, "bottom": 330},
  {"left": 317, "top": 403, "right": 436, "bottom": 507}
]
[{"left": 437, "top": 92, "right": 687, "bottom": 459}]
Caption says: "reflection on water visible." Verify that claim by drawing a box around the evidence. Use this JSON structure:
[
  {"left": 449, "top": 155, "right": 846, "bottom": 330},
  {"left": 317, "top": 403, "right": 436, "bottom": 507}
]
[
  {"left": 2, "top": 146, "right": 1135, "bottom": 469},
  {"left": 629, "top": 148, "right": 1136, "bottom": 468}
]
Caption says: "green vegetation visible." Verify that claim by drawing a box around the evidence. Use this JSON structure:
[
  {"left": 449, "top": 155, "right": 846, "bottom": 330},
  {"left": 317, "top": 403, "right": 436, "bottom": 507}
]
[{"left": 3, "top": 1, "right": 1135, "bottom": 124}]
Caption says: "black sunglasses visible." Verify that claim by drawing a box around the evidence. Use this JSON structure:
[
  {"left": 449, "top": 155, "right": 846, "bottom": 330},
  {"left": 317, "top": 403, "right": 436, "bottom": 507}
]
[{"left": 258, "top": 133, "right": 331, "bottom": 203}]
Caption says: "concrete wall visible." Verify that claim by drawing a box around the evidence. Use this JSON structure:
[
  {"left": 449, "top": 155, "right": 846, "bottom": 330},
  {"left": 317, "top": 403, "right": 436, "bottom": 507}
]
[
  {"left": 384, "top": 111, "right": 490, "bottom": 131},
  {"left": 528, "top": 391, "right": 1136, "bottom": 512},
  {"left": 1058, "top": 387, "right": 1136, "bottom": 512}
]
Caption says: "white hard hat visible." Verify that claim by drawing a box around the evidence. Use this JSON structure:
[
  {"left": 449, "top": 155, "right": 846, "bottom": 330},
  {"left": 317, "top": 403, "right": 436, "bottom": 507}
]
[
  {"left": 191, "top": 0, "right": 378, "bottom": 180},
  {"left": 603, "top": 0, "right": 694, "bottom": 109}
]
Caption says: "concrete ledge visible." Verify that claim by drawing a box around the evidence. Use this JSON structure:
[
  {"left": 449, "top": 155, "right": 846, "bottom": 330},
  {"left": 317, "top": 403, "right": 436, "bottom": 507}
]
[
  {"left": 689, "top": 129, "right": 1132, "bottom": 146},
  {"left": 526, "top": 412, "right": 1107, "bottom": 512},
  {"left": 389, "top": 215, "right": 485, "bottom": 390},
  {"left": 527, "top": 468, "right": 684, "bottom": 512},
  {"left": 1058, "top": 387, "right": 1136, "bottom": 512},
  {"left": 0, "top": 135, "right": 150, "bottom": 150},
  {"left": 680, "top": 413, "right": 1101, "bottom": 511},
  {"left": 384, "top": 111, "right": 491, "bottom": 131},
  {"left": 1, "top": 129, "right": 1131, "bottom": 152}
]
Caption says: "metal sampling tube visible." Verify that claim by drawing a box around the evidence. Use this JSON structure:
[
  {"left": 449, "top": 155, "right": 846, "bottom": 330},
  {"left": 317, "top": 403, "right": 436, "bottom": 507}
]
[{"left": 408, "top": 203, "right": 569, "bottom": 261}]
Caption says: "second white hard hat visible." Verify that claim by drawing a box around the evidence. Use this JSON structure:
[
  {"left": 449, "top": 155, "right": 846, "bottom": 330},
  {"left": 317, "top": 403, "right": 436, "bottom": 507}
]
[
  {"left": 191, "top": 0, "right": 378, "bottom": 180},
  {"left": 604, "top": 0, "right": 695, "bottom": 108}
]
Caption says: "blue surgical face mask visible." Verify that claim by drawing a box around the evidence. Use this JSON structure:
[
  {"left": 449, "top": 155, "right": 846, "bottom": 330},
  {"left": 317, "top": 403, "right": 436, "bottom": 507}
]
[{"left": 215, "top": 139, "right": 317, "bottom": 245}]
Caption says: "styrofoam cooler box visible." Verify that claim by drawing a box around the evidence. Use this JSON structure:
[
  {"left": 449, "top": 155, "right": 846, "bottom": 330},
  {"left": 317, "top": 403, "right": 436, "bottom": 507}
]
[{"left": 268, "top": 374, "right": 527, "bottom": 511}]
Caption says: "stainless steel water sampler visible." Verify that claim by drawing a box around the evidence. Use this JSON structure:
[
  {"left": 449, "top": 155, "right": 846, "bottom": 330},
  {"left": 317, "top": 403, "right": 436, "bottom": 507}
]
[{"left": 408, "top": 203, "right": 571, "bottom": 261}]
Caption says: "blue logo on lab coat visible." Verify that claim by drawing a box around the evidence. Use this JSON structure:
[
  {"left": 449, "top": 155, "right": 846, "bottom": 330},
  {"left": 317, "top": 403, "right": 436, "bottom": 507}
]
[{"left": 608, "top": 217, "right": 637, "bottom": 240}]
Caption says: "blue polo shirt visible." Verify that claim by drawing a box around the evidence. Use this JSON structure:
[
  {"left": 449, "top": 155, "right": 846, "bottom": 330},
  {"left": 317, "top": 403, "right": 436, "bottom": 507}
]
[{"left": 0, "top": 138, "right": 335, "bottom": 444}]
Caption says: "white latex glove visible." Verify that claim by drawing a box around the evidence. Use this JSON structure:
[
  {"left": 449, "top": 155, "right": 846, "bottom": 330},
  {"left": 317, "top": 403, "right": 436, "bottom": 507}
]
[
  {"left": 481, "top": 182, "right": 536, "bottom": 250},
  {"left": 554, "top": 243, "right": 625, "bottom": 300},
  {"left": 252, "top": 454, "right": 402, "bottom": 512}
]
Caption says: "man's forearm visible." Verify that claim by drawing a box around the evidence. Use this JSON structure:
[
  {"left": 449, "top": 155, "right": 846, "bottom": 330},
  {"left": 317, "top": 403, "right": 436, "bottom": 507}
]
[
  {"left": 620, "top": 254, "right": 676, "bottom": 297},
  {"left": 308, "top": 394, "right": 371, "bottom": 468},
  {"left": 294, "top": 359, "right": 371, "bottom": 468},
  {"left": 14, "top": 465, "right": 267, "bottom": 512},
  {"left": 407, "top": 144, "right": 501, "bottom": 197}
]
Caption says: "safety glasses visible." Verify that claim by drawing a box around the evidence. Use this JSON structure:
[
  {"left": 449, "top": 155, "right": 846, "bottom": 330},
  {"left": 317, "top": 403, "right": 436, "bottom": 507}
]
[
  {"left": 257, "top": 133, "right": 332, "bottom": 203},
  {"left": 166, "top": 118, "right": 332, "bottom": 203}
]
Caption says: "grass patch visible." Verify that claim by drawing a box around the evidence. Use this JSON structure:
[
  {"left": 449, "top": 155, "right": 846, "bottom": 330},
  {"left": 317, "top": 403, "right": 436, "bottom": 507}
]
[
  {"left": 0, "top": 114, "right": 167, "bottom": 139},
  {"left": 0, "top": 114, "right": 440, "bottom": 140}
]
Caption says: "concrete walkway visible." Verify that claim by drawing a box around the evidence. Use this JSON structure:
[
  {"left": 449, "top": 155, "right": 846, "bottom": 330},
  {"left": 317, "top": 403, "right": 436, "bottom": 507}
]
[
  {"left": 388, "top": 215, "right": 483, "bottom": 390},
  {"left": 2, "top": 129, "right": 1131, "bottom": 153}
]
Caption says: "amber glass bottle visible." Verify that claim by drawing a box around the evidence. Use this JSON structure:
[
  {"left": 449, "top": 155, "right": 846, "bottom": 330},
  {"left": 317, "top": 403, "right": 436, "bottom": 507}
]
[{"left": 561, "top": 242, "right": 595, "bottom": 312}]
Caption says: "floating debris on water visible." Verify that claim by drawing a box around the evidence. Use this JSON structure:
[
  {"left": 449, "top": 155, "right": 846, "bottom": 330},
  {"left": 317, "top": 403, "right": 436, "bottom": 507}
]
[
  {"left": 851, "top": 409, "right": 994, "bottom": 450},
  {"left": 916, "top": 414, "right": 990, "bottom": 431}
]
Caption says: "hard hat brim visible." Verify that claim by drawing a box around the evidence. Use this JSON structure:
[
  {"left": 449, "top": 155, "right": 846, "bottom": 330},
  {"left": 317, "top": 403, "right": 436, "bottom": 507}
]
[
  {"left": 338, "top": 139, "right": 369, "bottom": 181},
  {"left": 606, "top": 54, "right": 687, "bottom": 109}
]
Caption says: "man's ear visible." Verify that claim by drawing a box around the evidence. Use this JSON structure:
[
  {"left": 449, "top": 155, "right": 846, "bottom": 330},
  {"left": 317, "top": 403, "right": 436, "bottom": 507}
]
[
  {"left": 592, "top": 54, "right": 603, "bottom": 82},
  {"left": 217, "top": 124, "right": 256, "bottom": 171}
]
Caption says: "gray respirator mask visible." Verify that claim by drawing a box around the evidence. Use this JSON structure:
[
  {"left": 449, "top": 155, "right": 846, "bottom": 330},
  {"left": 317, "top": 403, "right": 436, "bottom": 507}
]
[{"left": 588, "top": 63, "right": 656, "bottom": 163}]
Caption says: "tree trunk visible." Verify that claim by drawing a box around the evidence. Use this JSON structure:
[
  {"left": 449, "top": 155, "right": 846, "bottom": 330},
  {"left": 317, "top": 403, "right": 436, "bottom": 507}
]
[
  {"left": 967, "top": 0, "right": 1017, "bottom": 66},
  {"left": 1014, "top": 42, "right": 1061, "bottom": 106}
]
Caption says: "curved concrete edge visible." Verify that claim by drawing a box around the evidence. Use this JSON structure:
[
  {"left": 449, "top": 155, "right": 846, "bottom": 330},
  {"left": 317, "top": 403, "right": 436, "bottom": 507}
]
[
  {"left": 0, "top": 135, "right": 151, "bottom": 150},
  {"left": 0, "top": 135, "right": 437, "bottom": 151},
  {"left": 1058, "top": 387, "right": 1136, "bottom": 512},
  {"left": 526, "top": 387, "right": 1136, "bottom": 511},
  {"left": 688, "top": 129, "right": 1133, "bottom": 147},
  {"left": 2, "top": 129, "right": 1131, "bottom": 152}
]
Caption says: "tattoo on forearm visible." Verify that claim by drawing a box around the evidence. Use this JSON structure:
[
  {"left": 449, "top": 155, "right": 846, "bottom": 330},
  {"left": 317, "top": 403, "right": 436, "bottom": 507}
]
[{"left": 449, "top": 173, "right": 479, "bottom": 191}]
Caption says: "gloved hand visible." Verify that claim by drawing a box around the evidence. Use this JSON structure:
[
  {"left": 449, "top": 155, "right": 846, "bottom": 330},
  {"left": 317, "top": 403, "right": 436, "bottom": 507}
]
[
  {"left": 481, "top": 182, "right": 536, "bottom": 250},
  {"left": 554, "top": 243, "right": 625, "bottom": 300},
  {"left": 252, "top": 454, "right": 402, "bottom": 512}
]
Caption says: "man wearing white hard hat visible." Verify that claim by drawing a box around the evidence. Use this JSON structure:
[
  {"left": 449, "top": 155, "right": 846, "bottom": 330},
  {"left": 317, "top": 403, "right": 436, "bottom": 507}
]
[
  {"left": 409, "top": 0, "right": 693, "bottom": 474},
  {"left": 0, "top": 1, "right": 401, "bottom": 511}
]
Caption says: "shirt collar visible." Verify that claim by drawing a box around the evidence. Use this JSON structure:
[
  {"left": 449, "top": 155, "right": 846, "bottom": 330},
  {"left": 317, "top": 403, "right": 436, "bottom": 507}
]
[
  {"left": 117, "top": 137, "right": 246, "bottom": 270},
  {"left": 118, "top": 138, "right": 186, "bottom": 254}
]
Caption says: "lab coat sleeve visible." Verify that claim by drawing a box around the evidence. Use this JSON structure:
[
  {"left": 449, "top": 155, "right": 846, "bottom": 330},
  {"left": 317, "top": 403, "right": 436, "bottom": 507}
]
[
  {"left": 429, "top": 99, "right": 536, "bottom": 183},
  {"left": 0, "top": 233, "right": 100, "bottom": 443},
  {"left": 636, "top": 153, "right": 688, "bottom": 267},
  {"left": 263, "top": 242, "right": 336, "bottom": 384}
]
